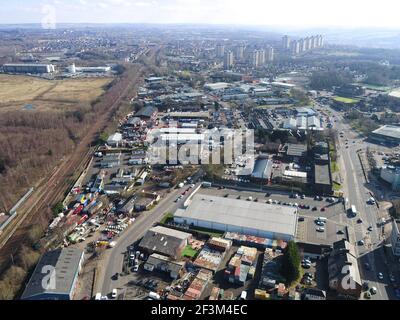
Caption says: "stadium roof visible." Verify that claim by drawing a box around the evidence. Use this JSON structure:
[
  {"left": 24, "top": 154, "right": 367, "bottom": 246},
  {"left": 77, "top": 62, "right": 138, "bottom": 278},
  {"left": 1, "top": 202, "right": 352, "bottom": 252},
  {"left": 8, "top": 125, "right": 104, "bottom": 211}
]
[{"left": 174, "top": 194, "right": 298, "bottom": 238}]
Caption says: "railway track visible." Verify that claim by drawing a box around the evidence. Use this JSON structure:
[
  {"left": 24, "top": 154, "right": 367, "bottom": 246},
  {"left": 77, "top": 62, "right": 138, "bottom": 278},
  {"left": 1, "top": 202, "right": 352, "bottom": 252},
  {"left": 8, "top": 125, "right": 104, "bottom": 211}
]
[{"left": 0, "top": 53, "right": 157, "bottom": 260}]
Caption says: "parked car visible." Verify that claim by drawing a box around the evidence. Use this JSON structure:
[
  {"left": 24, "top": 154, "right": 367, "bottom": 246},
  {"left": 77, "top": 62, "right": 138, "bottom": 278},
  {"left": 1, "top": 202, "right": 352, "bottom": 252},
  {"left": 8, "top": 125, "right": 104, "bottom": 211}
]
[
  {"left": 112, "top": 289, "right": 118, "bottom": 299},
  {"left": 316, "top": 227, "right": 325, "bottom": 232},
  {"left": 377, "top": 272, "right": 384, "bottom": 280}
]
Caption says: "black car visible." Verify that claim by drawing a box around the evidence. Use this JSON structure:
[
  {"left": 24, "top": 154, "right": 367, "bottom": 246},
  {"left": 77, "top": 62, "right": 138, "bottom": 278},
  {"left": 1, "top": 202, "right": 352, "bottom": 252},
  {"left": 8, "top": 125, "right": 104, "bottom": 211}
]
[
  {"left": 265, "top": 193, "right": 271, "bottom": 197},
  {"left": 312, "top": 207, "right": 318, "bottom": 211},
  {"left": 298, "top": 216, "right": 305, "bottom": 222}
]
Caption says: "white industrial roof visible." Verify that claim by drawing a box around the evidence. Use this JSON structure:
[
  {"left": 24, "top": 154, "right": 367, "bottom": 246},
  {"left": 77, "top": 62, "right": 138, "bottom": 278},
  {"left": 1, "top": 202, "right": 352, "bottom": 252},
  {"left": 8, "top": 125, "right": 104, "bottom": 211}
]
[
  {"left": 107, "top": 132, "right": 123, "bottom": 142},
  {"left": 160, "top": 133, "right": 205, "bottom": 141},
  {"left": 174, "top": 194, "right": 297, "bottom": 237},
  {"left": 284, "top": 170, "right": 307, "bottom": 178},
  {"left": 372, "top": 125, "right": 400, "bottom": 139}
]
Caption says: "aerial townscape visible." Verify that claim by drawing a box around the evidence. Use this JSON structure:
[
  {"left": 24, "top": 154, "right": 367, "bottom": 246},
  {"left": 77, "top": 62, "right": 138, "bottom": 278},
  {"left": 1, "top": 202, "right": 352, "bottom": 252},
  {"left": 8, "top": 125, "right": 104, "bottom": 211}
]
[{"left": 1, "top": 1, "right": 400, "bottom": 309}]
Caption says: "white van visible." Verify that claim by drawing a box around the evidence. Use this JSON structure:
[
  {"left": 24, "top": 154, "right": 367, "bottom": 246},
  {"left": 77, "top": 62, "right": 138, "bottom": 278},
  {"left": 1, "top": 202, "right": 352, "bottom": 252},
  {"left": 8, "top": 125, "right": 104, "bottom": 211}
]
[
  {"left": 112, "top": 289, "right": 118, "bottom": 299},
  {"left": 95, "top": 293, "right": 102, "bottom": 300}
]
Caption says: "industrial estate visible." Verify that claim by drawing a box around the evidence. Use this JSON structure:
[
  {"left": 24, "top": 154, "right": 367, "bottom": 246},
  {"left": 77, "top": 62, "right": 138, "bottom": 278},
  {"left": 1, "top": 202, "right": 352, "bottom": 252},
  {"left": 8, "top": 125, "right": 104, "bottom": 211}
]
[{"left": 0, "top": 6, "right": 400, "bottom": 306}]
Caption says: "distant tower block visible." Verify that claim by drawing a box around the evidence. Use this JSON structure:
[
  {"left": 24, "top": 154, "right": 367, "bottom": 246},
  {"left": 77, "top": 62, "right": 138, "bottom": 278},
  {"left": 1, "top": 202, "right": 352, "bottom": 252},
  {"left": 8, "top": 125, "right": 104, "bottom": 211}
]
[{"left": 68, "top": 63, "right": 76, "bottom": 74}]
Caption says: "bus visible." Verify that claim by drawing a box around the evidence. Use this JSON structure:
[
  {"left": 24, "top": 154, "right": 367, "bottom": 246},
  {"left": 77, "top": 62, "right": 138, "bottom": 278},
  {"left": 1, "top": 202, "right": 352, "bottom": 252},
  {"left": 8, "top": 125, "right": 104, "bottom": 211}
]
[{"left": 351, "top": 205, "right": 357, "bottom": 217}]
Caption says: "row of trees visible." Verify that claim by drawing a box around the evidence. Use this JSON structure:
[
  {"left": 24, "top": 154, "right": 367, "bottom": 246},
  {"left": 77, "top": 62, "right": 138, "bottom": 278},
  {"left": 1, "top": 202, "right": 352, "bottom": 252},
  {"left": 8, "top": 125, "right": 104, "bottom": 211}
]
[
  {"left": 0, "top": 224, "right": 43, "bottom": 299},
  {"left": 309, "top": 70, "right": 353, "bottom": 90}
]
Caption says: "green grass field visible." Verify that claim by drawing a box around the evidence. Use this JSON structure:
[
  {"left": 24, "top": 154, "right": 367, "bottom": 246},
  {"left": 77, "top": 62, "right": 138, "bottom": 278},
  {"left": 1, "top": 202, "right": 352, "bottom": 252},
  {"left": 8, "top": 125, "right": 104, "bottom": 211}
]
[
  {"left": 189, "top": 226, "right": 225, "bottom": 238},
  {"left": 333, "top": 96, "right": 360, "bottom": 104},
  {"left": 333, "top": 182, "right": 342, "bottom": 191},
  {"left": 362, "top": 84, "right": 391, "bottom": 92},
  {"left": 182, "top": 245, "right": 199, "bottom": 258},
  {"left": 160, "top": 212, "right": 174, "bottom": 224}
]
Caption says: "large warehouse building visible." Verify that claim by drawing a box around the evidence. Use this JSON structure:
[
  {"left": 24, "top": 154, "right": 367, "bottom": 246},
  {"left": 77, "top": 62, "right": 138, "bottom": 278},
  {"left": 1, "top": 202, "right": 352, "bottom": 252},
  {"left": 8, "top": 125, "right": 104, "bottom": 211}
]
[
  {"left": 21, "top": 248, "right": 84, "bottom": 300},
  {"left": 370, "top": 125, "right": 400, "bottom": 145},
  {"left": 174, "top": 194, "right": 298, "bottom": 241},
  {"left": 3, "top": 63, "right": 55, "bottom": 74}
]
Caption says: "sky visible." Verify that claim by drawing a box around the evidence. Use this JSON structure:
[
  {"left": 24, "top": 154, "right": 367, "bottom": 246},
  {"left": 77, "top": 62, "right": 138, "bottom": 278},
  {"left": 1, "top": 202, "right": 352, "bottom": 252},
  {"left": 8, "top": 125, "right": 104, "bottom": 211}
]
[{"left": 2, "top": 0, "right": 400, "bottom": 28}]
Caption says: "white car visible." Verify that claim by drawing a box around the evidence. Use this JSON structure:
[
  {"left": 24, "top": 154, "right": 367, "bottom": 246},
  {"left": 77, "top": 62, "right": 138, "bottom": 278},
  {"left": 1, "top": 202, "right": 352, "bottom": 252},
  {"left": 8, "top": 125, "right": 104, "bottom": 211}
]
[
  {"left": 112, "top": 289, "right": 118, "bottom": 299},
  {"left": 316, "top": 227, "right": 325, "bottom": 232},
  {"left": 377, "top": 272, "right": 384, "bottom": 280}
]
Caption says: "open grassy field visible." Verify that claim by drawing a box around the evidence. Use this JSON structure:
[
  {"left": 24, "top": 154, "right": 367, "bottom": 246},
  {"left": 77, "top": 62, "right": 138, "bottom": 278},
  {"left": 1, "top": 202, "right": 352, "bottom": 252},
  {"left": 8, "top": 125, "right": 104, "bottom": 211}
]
[
  {"left": 0, "top": 74, "right": 113, "bottom": 112},
  {"left": 361, "top": 83, "right": 391, "bottom": 92},
  {"left": 333, "top": 96, "right": 360, "bottom": 104}
]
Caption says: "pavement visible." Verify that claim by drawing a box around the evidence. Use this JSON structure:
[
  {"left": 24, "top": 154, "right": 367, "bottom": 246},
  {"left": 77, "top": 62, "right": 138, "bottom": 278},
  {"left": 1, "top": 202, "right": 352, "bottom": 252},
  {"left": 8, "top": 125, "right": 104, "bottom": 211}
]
[
  {"left": 321, "top": 103, "right": 395, "bottom": 300},
  {"left": 97, "top": 171, "right": 204, "bottom": 297}
]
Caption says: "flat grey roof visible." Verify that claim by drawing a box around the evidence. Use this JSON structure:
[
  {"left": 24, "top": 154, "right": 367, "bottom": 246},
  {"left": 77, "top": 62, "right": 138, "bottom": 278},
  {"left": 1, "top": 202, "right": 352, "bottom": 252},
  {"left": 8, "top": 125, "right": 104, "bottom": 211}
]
[
  {"left": 139, "top": 226, "right": 192, "bottom": 257},
  {"left": 314, "top": 164, "right": 331, "bottom": 185},
  {"left": 21, "top": 248, "right": 83, "bottom": 299},
  {"left": 174, "top": 194, "right": 297, "bottom": 237},
  {"left": 372, "top": 125, "right": 400, "bottom": 140},
  {"left": 287, "top": 144, "right": 307, "bottom": 157}
]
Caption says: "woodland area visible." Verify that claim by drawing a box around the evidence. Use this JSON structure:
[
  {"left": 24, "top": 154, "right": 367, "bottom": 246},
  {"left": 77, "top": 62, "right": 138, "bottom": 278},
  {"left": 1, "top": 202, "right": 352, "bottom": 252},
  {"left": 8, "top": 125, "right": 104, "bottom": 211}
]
[{"left": 0, "top": 66, "right": 137, "bottom": 212}]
